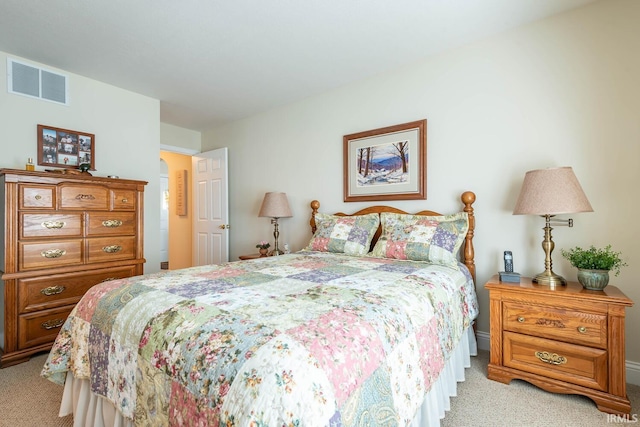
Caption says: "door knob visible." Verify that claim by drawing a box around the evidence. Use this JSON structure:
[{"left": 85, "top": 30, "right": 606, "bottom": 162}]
[{"left": 218, "top": 224, "right": 230, "bottom": 229}]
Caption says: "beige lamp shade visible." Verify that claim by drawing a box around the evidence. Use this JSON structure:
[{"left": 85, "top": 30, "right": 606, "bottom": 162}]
[
  {"left": 513, "top": 167, "right": 593, "bottom": 216},
  {"left": 258, "top": 192, "right": 292, "bottom": 218}
]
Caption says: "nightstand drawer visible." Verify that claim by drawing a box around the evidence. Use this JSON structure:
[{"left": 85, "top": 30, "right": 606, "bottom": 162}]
[
  {"left": 503, "top": 331, "right": 608, "bottom": 391},
  {"left": 503, "top": 301, "right": 607, "bottom": 348}
]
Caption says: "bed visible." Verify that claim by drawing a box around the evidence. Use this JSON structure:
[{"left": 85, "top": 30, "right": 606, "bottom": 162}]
[{"left": 42, "top": 191, "right": 478, "bottom": 426}]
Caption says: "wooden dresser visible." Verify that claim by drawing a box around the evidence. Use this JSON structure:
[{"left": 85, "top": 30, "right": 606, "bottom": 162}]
[
  {"left": 486, "top": 275, "right": 634, "bottom": 415},
  {"left": 0, "top": 169, "right": 146, "bottom": 367}
]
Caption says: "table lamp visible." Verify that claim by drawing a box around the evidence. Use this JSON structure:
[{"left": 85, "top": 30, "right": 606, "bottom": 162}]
[
  {"left": 513, "top": 166, "right": 593, "bottom": 286},
  {"left": 258, "top": 192, "right": 292, "bottom": 256}
]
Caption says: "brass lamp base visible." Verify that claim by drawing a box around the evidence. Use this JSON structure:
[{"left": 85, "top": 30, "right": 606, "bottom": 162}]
[{"left": 532, "top": 271, "right": 567, "bottom": 287}]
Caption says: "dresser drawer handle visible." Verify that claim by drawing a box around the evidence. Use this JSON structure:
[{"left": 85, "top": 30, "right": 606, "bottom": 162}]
[
  {"left": 35, "top": 195, "right": 42, "bottom": 200},
  {"left": 102, "top": 245, "right": 122, "bottom": 253},
  {"left": 41, "top": 319, "right": 65, "bottom": 330},
  {"left": 41, "top": 249, "right": 66, "bottom": 258},
  {"left": 517, "top": 316, "right": 525, "bottom": 323},
  {"left": 577, "top": 326, "right": 587, "bottom": 334},
  {"left": 102, "top": 220, "right": 123, "bottom": 228},
  {"left": 121, "top": 198, "right": 128, "bottom": 203},
  {"left": 535, "top": 350, "right": 567, "bottom": 365},
  {"left": 42, "top": 220, "right": 65, "bottom": 229},
  {"left": 40, "top": 285, "right": 66, "bottom": 296},
  {"left": 75, "top": 194, "right": 96, "bottom": 200}
]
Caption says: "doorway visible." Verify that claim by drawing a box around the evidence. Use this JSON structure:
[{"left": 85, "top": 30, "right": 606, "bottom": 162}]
[{"left": 160, "top": 159, "right": 169, "bottom": 269}]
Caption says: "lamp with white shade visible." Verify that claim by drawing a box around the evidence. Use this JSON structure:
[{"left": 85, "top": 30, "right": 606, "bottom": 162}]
[
  {"left": 513, "top": 166, "right": 593, "bottom": 286},
  {"left": 258, "top": 192, "right": 292, "bottom": 256}
]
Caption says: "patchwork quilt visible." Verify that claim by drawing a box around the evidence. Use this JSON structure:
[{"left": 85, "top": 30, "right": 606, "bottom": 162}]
[{"left": 42, "top": 252, "right": 478, "bottom": 426}]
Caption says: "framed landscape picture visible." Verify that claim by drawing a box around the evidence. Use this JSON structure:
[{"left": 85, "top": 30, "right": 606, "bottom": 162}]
[
  {"left": 37, "top": 124, "right": 95, "bottom": 170},
  {"left": 343, "top": 119, "right": 427, "bottom": 202}
]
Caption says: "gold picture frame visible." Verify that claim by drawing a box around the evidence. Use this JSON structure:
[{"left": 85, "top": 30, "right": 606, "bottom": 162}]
[{"left": 343, "top": 119, "right": 427, "bottom": 202}]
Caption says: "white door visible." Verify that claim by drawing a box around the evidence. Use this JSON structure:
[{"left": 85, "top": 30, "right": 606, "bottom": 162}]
[{"left": 192, "top": 148, "right": 229, "bottom": 266}]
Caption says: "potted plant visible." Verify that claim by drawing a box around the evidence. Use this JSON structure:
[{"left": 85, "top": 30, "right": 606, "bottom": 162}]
[
  {"left": 256, "top": 240, "right": 271, "bottom": 256},
  {"left": 561, "top": 245, "right": 627, "bottom": 290}
]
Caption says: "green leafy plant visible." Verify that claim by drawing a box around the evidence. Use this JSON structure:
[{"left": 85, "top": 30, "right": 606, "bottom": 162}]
[
  {"left": 256, "top": 240, "right": 270, "bottom": 250},
  {"left": 561, "top": 245, "right": 627, "bottom": 276}
]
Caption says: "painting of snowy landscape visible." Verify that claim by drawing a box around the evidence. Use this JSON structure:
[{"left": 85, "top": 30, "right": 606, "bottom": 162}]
[
  {"left": 356, "top": 140, "right": 409, "bottom": 187},
  {"left": 344, "top": 119, "right": 425, "bottom": 202}
]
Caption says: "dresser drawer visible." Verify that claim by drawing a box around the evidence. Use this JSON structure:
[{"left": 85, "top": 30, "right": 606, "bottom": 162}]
[
  {"left": 87, "top": 212, "right": 136, "bottom": 236},
  {"left": 20, "top": 213, "right": 83, "bottom": 238},
  {"left": 111, "top": 189, "right": 137, "bottom": 211},
  {"left": 60, "top": 184, "right": 109, "bottom": 209},
  {"left": 19, "top": 240, "right": 83, "bottom": 270},
  {"left": 18, "top": 305, "right": 73, "bottom": 350},
  {"left": 503, "top": 301, "right": 607, "bottom": 348},
  {"left": 503, "top": 331, "right": 608, "bottom": 391},
  {"left": 18, "top": 265, "right": 138, "bottom": 313},
  {"left": 20, "top": 185, "right": 55, "bottom": 209},
  {"left": 87, "top": 236, "right": 136, "bottom": 262}
]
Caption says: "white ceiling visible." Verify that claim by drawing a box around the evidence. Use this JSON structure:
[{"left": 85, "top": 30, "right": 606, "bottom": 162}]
[{"left": 0, "top": 0, "right": 596, "bottom": 131}]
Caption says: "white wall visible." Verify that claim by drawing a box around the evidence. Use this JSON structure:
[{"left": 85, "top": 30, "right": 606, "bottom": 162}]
[
  {"left": 160, "top": 122, "right": 201, "bottom": 152},
  {"left": 202, "top": 0, "right": 640, "bottom": 365},
  {"left": 0, "top": 51, "right": 162, "bottom": 275}
]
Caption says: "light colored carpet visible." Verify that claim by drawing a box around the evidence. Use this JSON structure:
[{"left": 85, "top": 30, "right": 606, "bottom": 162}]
[
  {"left": 0, "top": 350, "right": 637, "bottom": 426},
  {"left": 443, "top": 350, "right": 640, "bottom": 427},
  {"left": 0, "top": 353, "right": 72, "bottom": 427}
]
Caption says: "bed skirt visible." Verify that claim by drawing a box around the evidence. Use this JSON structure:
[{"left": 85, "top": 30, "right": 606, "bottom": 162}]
[{"left": 59, "top": 327, "right": 477, "bottom": 427}]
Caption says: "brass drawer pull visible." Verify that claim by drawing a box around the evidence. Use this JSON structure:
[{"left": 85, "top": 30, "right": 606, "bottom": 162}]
[
  {"left": 102, "top": 219, "right": 123, "bottom": 228},
  {"left": 75, "top": 194, "right": 96, "bottom": 200},
  {"left": 577, "top": 326, "right": 587, "bottom": 334},
  {"left": 517, "top": 316, "right": 525, "bottom": 323},
  {"left": 102, "top": 245, "right": 122, "bottom": 253},
  {"left": 535, "top": 350, "right": 567, "bottom": 365},
  {"left": 121, "top": 198, "right": 128, "bottom": 203},
  {"left": 41, "top": 249, "right": 66, "bottom": 258},
  {"left": 42, "top": 220, "right": 65, "bottom": 229},
  {"left": 40, "top": 285, "right": 66, "bottom": 296},
  {"left": 41, "top": 319, "right": 65, "bottom": 330}
]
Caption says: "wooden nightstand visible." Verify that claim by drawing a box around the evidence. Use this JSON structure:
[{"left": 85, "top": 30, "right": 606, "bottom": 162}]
[
  {"left": 238, "top": 253, "right": 268, "bottom": 260},
  {"left": 486, "top": 275, "right": 634, "bottom": 415}
]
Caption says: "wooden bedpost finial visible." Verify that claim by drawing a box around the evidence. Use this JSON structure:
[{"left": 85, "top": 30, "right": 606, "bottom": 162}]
[{"left": 310, "top": 200, "right": 320, "bottom": 234}]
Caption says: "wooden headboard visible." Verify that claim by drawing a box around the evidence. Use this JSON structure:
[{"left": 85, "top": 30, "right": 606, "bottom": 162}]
[{"left": 309, "top": 191, "right": 476, "bottom": 283}]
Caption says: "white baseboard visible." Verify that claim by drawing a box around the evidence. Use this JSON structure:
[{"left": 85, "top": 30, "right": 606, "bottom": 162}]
[
  {"left": 626, "top": 359, "right": 640, "bottom": 386},
  {"left": 476, "top": 330, "right": 490, "bottom": 352},
  {"left": 476, "top": 329, "right": 640, "bottom": 386}
]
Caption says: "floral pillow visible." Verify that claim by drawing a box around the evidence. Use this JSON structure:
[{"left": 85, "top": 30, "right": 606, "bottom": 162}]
[
  {"left": 303, "top": 212, "right": 380, "bottom": 256},
  {"left": 370, "top": 212, "right": 469, "bottom": 267}
]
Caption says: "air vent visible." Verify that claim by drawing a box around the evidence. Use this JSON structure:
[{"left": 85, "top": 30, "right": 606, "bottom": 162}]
[{"left": 7, "top": 58, "right": 68, "bottom": 105}]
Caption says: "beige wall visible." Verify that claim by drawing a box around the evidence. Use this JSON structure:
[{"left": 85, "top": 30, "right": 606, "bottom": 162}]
[
  {"left": 160, "top": 150, "right": 195, "bottom": 270},
  {"left": 0, "top": 51, "right": 162, "bottom": 274},
  {"left": 202, "top": 0, "right": 640, "bottom": 371}
]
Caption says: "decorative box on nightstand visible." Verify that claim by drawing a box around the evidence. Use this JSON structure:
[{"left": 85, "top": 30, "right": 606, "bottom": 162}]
[{"left": 486, "top": 275, "right": 634, "bottom": 415}]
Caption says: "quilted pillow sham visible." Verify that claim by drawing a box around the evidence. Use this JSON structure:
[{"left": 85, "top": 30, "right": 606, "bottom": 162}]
[
  {"left": 370, "top": 212, "right": 469, "bottom": 267},
  {"left": 303, "top": 212, "right": 380, "bottom": 256}
]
